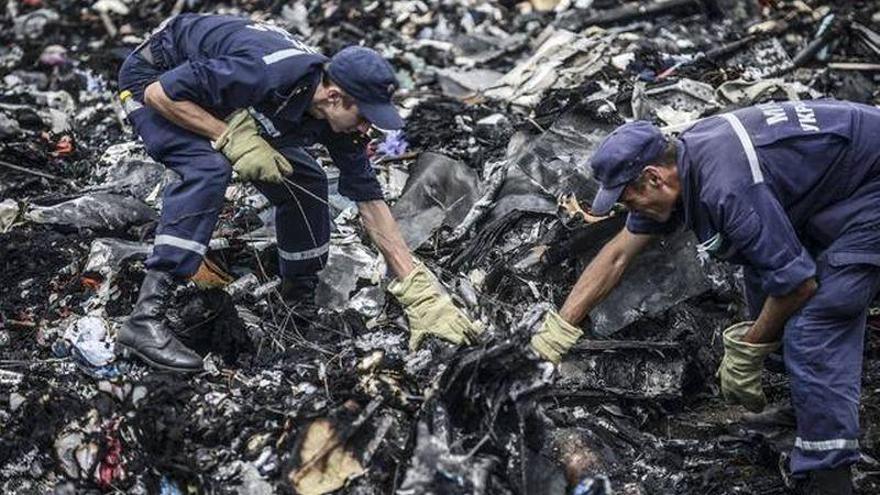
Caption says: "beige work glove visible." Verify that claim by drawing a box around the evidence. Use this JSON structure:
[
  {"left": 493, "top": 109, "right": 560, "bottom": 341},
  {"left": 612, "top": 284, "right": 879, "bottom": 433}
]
[
  {"left": 529, "top": 310, "right": 583, "bottom": 363},
  {"left": 214, "top": 110, "right": 293, "bottom": 183},
  {"left": 387, "top": 261, "right": 482, "bottom": 350},
  {"left": 716, "top": 321, "right": 781, "bottom": 412}
]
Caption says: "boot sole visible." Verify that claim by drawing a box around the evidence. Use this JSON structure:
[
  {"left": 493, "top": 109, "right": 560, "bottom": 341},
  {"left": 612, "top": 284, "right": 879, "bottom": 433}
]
[{"left": 116, "top": 343, "right": 203, "bottom": 373}]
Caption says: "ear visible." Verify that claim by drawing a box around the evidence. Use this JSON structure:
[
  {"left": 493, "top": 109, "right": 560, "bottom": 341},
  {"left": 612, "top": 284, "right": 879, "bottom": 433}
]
[
  {"left": 644, "top": 166, "right": 663, "bottom": 187},
  {"left": 325, "top": 87, "right": 344, "bottom": 105}
]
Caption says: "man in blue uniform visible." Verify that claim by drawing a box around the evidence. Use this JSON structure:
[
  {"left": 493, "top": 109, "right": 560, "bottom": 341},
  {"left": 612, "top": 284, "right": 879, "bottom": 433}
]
[
  {"left": 116, "top": 14, "right": 480, "bottom": 372},
  {"left": 528, "top": 99, "right": 880, "bottom": 494}
]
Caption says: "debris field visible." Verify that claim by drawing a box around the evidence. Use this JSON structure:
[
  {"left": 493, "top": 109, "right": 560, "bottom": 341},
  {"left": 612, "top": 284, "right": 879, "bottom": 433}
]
[{"left": 2, "top": 0, "right": 880, "bottom": 493}]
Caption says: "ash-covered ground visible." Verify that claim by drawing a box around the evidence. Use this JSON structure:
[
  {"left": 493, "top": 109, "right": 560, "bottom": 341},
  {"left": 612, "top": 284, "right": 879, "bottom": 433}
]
[{"left": 2, "top": 0, "right": 880, "bottom": 494}]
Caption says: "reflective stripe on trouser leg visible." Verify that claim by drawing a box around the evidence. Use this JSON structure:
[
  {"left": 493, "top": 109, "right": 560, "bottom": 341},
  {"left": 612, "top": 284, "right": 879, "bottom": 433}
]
[
  {"left": 125, "top": 103, "right": 230, "bottom": 278},
  {"left": 147, "top": 146, "right": 229, "bottom": 276},
  {"left": 785, "top": 259, "right": 880, "bottom": 474},
  {"left": 252, "top": 147, "right": 330, "bottom": 278}
]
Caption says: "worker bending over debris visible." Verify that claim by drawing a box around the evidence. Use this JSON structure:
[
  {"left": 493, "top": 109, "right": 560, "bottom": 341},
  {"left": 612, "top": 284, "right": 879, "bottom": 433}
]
[
  {"left": 530, "top": 99, "right": 880, "bottom": 494},
  {"left": 116, "top": 14, "right": 479, "bottom": 373}
]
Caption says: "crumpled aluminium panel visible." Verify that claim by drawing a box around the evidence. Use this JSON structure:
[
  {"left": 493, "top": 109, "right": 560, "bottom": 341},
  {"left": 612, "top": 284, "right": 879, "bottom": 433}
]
[
  {"left": 24, "top": 193, "right": 157, "bottom": 231},
  {"left": 591, "top": 229, "right": 727, "bottom": 336},
  {"left": 484, "top": 28, "right": 614, "bottom": 108},
  {"left": 85, "top": 159, "right": 165, "bottom": 202},
  {"left": 486, "top": 107, "right": 619, "bottom": 224},
  {"left": 391, "top": 152, "right": 480, "bottom": 249},
  {"left": 727, "top": 36, "right": 793, "bottom": 79},
  {"left": 315, "top": 242, "right": 386, "bottom": 314},
  {"left": 631, "top": 78, "right": 720, "bottom": 126}
]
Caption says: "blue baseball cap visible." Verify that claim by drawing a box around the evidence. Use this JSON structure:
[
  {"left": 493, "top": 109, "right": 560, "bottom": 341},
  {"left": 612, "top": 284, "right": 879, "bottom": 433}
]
[
  {"left": 327, "top": 46, "right": 403, "bottom": 131},
  {"left": 590, "top": 121, "right": 667, "bottom": 215}
]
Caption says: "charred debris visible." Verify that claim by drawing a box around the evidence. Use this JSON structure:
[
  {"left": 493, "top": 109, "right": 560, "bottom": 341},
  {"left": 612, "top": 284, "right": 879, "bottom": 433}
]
[{"left": 2, "top": 0, "right": 880, "bottom": 494}]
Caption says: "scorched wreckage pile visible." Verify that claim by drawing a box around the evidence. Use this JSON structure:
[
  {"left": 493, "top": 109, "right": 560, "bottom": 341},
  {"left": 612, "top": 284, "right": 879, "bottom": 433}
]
[{"left": 1, "top": 0, "right": 880, "bottom": 493}]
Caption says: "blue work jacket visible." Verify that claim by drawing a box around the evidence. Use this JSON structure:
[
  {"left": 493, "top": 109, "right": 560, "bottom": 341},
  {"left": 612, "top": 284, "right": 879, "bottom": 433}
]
[
  {"left": 628, "top": 100, "right": 880, "bottom": 296},
  {"left": 148, "top": 13, "right": 382, "bottom": 200}
]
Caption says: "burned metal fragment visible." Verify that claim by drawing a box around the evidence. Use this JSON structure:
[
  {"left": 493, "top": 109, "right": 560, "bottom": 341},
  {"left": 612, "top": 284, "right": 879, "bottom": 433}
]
[{"left": 2, "top": 1, "right": 880, "bottom": 494}]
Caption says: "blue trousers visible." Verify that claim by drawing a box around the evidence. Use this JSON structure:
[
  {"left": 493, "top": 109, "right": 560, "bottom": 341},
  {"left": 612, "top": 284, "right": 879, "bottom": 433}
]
[
  {"left": 744, "top": 251, "right": 880, "bottom": 474},
  {"left": 118, "top": 52, "right": 329, "bottom": 279}
]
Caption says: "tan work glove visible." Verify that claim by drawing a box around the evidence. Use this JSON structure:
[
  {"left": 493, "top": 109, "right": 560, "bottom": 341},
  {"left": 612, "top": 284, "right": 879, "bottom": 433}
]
[
  {"left": 387, "top": 261, "right": 482, "bottom": 350},
  {"left": 716, "top": 321, "right": 781, "bottom": 412},
  {"left": 214, "top": 110, "right": 293, "bottom": 183},
  {"left": 529, "top": 310, "right": 583, "bottom": 363}
]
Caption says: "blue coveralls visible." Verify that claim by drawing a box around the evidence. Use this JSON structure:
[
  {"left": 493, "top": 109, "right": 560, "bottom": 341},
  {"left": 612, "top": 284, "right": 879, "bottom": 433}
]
[
  {"left": 117, "top": 14, "right": 384, "bottom": 281},
  {"left": 628, "top": 100, "right": 880, "bottom": 475}
]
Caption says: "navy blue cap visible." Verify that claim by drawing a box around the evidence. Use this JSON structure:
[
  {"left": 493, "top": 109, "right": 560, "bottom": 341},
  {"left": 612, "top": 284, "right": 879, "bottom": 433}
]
[
  {"left": 327, "top": 46, "right": 403, "bottom": 131},
  {"left": 589, "top": 121, "right": 667, "bottom": 215}
]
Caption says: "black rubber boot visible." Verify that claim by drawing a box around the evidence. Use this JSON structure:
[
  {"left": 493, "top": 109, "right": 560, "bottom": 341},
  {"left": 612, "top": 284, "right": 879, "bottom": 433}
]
[
  {"left": 797, "top": 466, "right": 853, "bottom": 495},
  {"left": 116, "top": 270, "right": 203, "bottom": 372},
  {"left": 280, "top": 275, "right": 319, "bottom": 306},
  {"left": 280, "top": 275, "right": 319, "bottom": 326}
]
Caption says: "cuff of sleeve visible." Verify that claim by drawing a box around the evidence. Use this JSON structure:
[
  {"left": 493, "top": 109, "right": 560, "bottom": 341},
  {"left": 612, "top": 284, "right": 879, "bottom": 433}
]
[
  {"left": 761, "top": 246, "right": 817, "bottom": 296},
  {"left": 339, "top": 176, "right": 385, "bottom": 202},
  {"left": 625, "top": 213, "right": 678, "bottom": 235}
]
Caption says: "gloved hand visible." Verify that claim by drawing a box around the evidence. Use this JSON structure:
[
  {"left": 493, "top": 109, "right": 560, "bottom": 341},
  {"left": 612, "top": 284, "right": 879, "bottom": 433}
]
[
  {"left": 387, "top": 261, "right": 482, "bottom": 350},
  {"left": 529, "top": 309, "right": 583, "bottom": 363},
  {"left": 716, "top": 321, "right": 781, "bottom": 412},
  {"left": 214, "top": 110, "right": 293, "bottom": 183}
]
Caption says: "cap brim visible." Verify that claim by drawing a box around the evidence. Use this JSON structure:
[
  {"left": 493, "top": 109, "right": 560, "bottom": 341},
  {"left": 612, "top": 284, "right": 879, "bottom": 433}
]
[
  {"left": 358, "top": 101, "right": 404, "bottom": 131},
  {"left": 591, "top": 183, "right": 626, "bottom": 216}
]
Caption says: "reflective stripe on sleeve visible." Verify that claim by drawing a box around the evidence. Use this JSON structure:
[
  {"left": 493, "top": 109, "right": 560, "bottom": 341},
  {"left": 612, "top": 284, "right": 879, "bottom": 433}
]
[
  {"left": 719, "top": 113, "right": 764, "bottom": 185},
  {"left": 155, "top": 234, "right": 208, "bottom": 256},
  {"left": 263, "top": 48, "right": 307, "bottom": 65},
  {"left": 278, "top": 242, "right": 329, "bottom": 261}
]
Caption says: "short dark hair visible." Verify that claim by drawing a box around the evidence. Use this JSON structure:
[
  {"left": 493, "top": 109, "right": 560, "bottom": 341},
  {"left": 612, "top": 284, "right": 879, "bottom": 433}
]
[
  {"left": 630, "top": 140, "right": 677, "bottom": 192},
  {"left": 658, "top": 139, "right": 677, "bottom": 167},
  {"left": 321, "top": 68, "right": 357, "bottom": 109}
]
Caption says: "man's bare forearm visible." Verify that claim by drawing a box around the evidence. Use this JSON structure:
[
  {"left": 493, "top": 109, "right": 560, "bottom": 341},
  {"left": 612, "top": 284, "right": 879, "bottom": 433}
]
[
  {"left": 558, "top": 228, "right": 654, "bottom": 325},
  {"left": 357, "top": 200, "right": 415, "bottom": 279},
  {"left": 744, "top": 278, "right": 817, "bottom": 344},
  {"left": 144, "top": 81, "right": 226, "bottom": 141}
]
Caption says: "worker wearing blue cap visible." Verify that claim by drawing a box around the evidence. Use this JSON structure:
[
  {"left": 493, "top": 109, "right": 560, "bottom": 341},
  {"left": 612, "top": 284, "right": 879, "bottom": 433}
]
[
  {"left": 116, "top": 14, "right": 480, "bottom": 372},
  {"left": 529, "top": 99, "right": 880, "bottom": 494}
]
